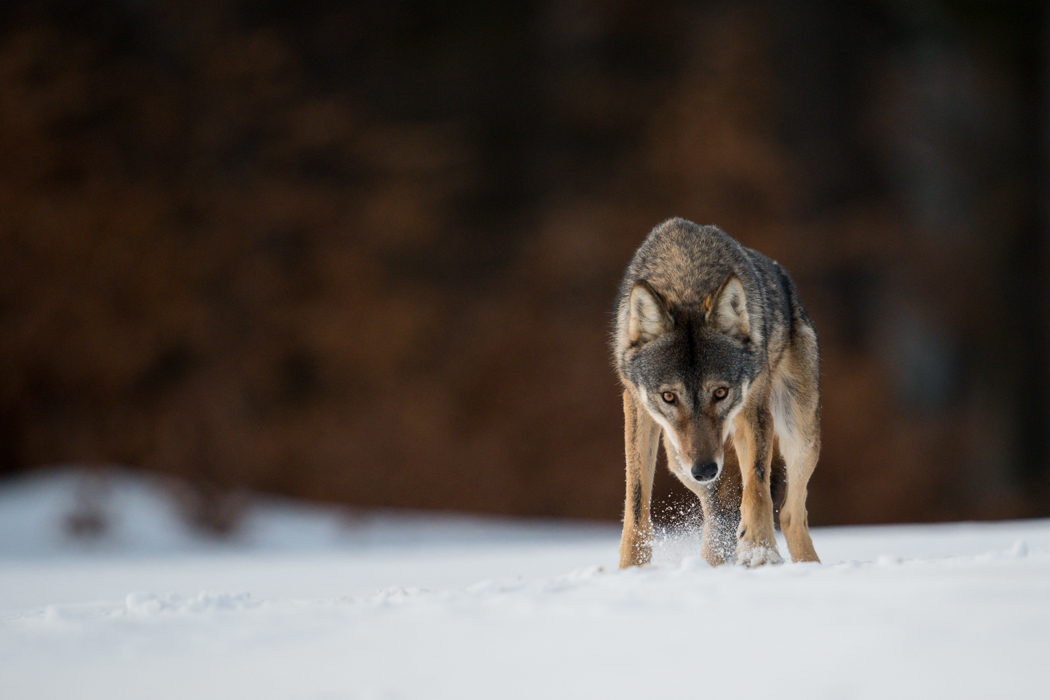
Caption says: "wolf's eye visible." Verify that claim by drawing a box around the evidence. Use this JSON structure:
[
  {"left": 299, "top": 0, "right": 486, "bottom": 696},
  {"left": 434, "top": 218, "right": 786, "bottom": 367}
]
[
  {"left": 661, "top": 391, "right": 677, "bottom": 404},
  {"left": 712, "top": 387, "right": 728, "bottom": 401}
]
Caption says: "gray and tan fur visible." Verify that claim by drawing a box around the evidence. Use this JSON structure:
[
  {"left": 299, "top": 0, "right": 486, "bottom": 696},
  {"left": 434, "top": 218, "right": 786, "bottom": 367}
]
[{"left": 613, "top": 218, "right": 821, "bottom": 568}]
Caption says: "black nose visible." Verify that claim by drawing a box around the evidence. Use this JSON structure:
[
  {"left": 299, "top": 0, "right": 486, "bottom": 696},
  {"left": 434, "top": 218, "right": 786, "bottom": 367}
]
[{"left": 691, "top": 461, "right": 719, "bottom": 482}]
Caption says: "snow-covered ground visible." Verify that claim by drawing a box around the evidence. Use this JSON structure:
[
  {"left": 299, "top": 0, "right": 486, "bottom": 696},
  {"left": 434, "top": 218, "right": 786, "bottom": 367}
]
[{"left": 1, "top": 469, "right": 1048, "bottom": 699}]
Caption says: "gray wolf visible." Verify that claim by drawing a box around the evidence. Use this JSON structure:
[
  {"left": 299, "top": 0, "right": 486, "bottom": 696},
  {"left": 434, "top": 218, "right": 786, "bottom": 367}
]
[{"left": 613, "top": 218, "right": 821, "bottom": 568}]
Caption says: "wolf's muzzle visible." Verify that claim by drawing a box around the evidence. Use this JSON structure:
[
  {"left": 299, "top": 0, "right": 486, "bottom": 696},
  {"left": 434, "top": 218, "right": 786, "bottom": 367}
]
[{"left": 691, "top": 461, "right": 719, "bottom": 482}]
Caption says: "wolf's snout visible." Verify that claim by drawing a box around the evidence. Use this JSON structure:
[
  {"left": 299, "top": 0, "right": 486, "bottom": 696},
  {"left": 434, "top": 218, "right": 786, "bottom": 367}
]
[{"left": 691, "top": 461, "right": 719, "bottom": 482}]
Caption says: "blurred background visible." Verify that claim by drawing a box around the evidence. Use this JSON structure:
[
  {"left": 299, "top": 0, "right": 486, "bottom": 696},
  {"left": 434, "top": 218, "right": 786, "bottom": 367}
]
[{"left": 2, "top": 0, "right": 1049, "bottom": 535}]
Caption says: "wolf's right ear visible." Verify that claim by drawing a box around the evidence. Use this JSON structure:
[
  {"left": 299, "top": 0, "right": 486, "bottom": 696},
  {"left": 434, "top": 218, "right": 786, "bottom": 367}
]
[{"left": 628, "top": 280, "right": 673, "bottom": 344}]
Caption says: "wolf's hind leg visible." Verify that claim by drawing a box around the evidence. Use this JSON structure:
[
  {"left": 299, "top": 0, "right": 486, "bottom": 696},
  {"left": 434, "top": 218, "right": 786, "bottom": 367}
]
[
  {"left": 778, "top": 433, "right": 820, "bottom": 563},
  {"left": 619, "top": 390, "right": 660, "bottom": 568},
  {"left": 772, "top": 337, "right": 821, "bottom": 563}
]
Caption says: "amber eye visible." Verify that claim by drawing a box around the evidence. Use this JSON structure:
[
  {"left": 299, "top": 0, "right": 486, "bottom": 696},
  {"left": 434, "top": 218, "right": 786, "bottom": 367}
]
[
  {"left": 661, "top": 391, "right": 677, "bottom": 404},
  {"left": 712, "top": 387, "right": 728, "bottom": 401}
]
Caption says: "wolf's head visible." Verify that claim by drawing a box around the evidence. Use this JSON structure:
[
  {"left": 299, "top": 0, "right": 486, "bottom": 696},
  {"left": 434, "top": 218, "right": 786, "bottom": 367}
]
[{"left": 622, "top": 275, "right": 758, "bottom": 485}]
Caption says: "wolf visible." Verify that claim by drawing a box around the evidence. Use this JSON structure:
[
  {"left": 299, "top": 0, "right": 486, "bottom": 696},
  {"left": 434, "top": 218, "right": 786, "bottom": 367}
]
[{"left": 613, "top": 218, "right": 821, "bottom": 568}]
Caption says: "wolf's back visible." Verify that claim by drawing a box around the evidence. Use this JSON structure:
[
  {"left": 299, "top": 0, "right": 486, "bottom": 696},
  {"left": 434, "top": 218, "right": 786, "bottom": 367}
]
[
  {"left": 617, "top": 218, "right": 774, "bottom": 308},
  {"left": 613, "top": 217, "right": 802, "bottom": 369}
]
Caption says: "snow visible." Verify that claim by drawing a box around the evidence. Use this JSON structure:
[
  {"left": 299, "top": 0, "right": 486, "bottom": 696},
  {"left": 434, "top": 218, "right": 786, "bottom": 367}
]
[{"left": 1, "top": 469, "right": 1049, "bottom": 699}]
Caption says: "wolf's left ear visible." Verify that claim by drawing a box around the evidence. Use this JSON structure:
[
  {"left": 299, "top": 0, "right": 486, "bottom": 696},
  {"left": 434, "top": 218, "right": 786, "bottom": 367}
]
[
  {"left": 628, "top": 280, "right": 674, "bottom": 345},
  {"left": 704, "top": 275, "right": 750, "bottom": 341}
]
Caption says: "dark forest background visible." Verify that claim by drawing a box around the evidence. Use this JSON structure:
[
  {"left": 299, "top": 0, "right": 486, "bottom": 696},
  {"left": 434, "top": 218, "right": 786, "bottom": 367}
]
[{"left": 2, "top": 0, "right": 1049, "bottom": 530}]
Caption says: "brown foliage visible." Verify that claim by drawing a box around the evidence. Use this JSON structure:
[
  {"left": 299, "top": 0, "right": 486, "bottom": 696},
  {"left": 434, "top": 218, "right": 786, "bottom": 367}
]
[{"left": 0, "top": 1, "right": 1045, "bottom": 524}]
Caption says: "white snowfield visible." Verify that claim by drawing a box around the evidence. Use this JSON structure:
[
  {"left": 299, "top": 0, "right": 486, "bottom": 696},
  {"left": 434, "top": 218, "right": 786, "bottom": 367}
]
[{"left": 1, "top": 470, "right": 1048, "bottom": 700}]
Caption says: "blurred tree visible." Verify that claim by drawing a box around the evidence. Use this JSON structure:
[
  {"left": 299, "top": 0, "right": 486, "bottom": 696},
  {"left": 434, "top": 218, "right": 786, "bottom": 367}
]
[{"left": 1, "top": 0, "right": 1047, "bottom": 523}]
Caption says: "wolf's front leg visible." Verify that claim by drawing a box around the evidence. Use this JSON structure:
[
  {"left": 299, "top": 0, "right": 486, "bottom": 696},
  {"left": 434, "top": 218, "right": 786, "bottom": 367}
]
[
  {"left": 700, "top": 505, "right": 739, "bottom": 566},
  {"left": 696, "top": 448, "right": 742, "bottom": 566},
  {"left": 619, "top": 390, "right": 660, "bottom": 568},
  {"left": 731, "top": 402, "right": 783, "bottom": 567}
]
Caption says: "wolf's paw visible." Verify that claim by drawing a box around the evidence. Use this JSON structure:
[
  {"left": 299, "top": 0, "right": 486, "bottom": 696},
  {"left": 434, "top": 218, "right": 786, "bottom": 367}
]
[{"left": 735, "top": 544, "right": 784, "bottom": 568}]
